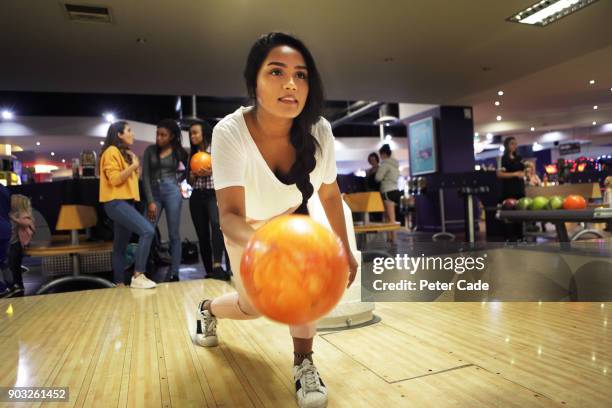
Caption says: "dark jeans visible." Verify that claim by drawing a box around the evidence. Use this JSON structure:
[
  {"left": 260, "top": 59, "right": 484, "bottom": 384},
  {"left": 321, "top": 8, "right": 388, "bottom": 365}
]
[
  {"left": 189, "top": 189, "right": 228, "bottom": 275},
  {"left": 104, "top": 199, "right": 155, "bottom": 284},
  {"left": 149, "top": 179, "right": 183, "bottom": 276},
  {"left": 8, "top": 242, "right": 23, "bottom": 287}
]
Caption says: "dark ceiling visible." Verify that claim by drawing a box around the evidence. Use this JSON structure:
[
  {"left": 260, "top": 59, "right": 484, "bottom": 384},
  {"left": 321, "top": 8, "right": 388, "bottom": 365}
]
[{"left": 0, "top": 91, "right": 407, "bottom": 138}]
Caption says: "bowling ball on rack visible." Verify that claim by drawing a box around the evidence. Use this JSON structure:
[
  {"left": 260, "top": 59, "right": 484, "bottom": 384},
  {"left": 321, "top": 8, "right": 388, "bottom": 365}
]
[
  {"left": 517, "top": 197, "right": 533, "bottom": 210},
  {"left": 563, "top": 194, "right": 587, "bottom": 210},
  {"left": 548, "top": 195, "right": 564, "bottom": 210},
  {"left": 531, "top": 196, "right": 549, "bottom": 211},
  {"left": 502, "top": 198, "right": 518, "bottom": 210}
]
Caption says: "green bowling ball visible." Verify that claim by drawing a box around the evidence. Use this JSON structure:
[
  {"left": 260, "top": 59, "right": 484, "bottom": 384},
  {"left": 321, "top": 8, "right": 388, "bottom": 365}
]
[
  {"left": 548, "top": 195, "right": 564, "bottom": 210},
  {"left": 517, "top": 197, "right": 533, "bottom": 210},
  {"left": 531, "top": 196, "right": 549, "bottom": 210}
]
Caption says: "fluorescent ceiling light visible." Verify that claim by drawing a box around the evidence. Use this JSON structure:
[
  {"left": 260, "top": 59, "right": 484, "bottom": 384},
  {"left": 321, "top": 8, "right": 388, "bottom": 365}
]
[{"left": 507, "top": 0, "right": 599, "bottom": 27}]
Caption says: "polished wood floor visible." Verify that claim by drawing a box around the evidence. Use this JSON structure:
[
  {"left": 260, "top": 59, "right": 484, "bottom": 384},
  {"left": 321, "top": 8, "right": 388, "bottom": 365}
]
[{"left": 0, "top": 280, "right": 609, "bottom": 407}]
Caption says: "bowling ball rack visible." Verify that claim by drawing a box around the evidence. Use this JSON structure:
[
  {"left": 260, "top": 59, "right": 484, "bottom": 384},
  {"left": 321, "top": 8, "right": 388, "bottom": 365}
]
[{"left": 497, "top": 208, "right": 612, "bottom": 242}]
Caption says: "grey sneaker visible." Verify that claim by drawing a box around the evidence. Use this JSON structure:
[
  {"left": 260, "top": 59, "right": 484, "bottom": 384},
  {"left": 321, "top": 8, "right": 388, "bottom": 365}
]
[
  {"left": 293, "top": 359, "right": 328, "bottom": 408},
  {"left": 195, "top": 300, "right": 218, "bottom": 347}
]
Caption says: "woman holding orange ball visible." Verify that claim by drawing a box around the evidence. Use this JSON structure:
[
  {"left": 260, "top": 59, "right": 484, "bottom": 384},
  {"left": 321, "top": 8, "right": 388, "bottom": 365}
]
[
  {"left": 187, "top": 121, "right": 231, "bottom": 281},
  {"left": 195, "top": 32, "right": 357, "bottom": 408}
]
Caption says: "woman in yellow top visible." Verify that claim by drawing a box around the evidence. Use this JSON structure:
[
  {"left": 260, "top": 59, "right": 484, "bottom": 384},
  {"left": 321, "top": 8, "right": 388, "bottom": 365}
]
[{"left": 99, "top": 121, "right": 157, "bottom": 289}]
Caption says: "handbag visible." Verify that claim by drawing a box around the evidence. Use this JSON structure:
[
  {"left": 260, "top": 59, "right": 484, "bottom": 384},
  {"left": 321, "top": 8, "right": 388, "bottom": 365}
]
[{"left": 181, "top": 239, "right": 199, "bottom": 264}]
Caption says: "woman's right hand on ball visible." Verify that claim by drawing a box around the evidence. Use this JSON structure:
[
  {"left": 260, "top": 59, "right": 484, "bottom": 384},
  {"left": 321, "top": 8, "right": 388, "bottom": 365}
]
[{"left": 195, "top": 167, "right": 212, "bottom": 177}]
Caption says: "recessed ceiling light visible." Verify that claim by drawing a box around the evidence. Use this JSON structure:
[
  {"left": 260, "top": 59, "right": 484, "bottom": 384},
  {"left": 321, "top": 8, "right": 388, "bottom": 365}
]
[
  {"left": 62, "top": 159, "right": 66, "bottom": 163},
  {"left": 593, "top": 105, "right": 598, "bottom": 110},
  {"left": 100, "top": 141, "right": 104, "bottom": 145},
  {"left": 494, "top": 101, "right": 500, "bottom": 106},
  {"left": 1, "top": 110, "right": 14, "bottom": 120},
  {"left": 497, "top": 91, "right": 504, "bottom": 96},
  {"left": 36, "top": 141, "right": 41, "bottom": 146},
  {"left": 531, "top": 127, "right": 535, "bottom": 131},
  {"left": 496, "top": 115, "right": 502, "bottom": 121},
  {"left": 507, "top": 0, "right": 600, "bottom": 27},
  {"left": 104, "top": 112, "right": 116, "bottom": 123},
  {"left": 592, "top": 121, "right": 597, "bottom": 125},
  {"left": 589, "top": 79, "right": 595, "bottom": 85},
  {"left": 51, "top": 152, "right": 55, "bottom": 156},
  {"left": 486, "top": 133, "right": 493, "bottom": 140}
]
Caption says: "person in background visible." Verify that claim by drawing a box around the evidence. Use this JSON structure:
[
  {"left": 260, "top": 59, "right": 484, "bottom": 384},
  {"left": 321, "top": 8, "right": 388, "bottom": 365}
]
[
  {"left": 365, "top": 152, "right": 380, "bottom": 192},
  {"left": 497, "top": 136, "right": 525, "bottom": 241},
  {"left": 142, "top": 119, "right": 189, "bottom": 282},
  {"left": 524, "top": 162, "right": 542, "bottom": 187},
  {"left": 188, "top": 120, "right": 231, "bottom": 281},
  {"left": 0, "top": 185, "right": 12, "bottom": 297},
  {"left": 100, "top": 121, "right": 157, "bottom": 289},
  {"left": 4, "top": 194, "right": 35, "bottom": 297},
  {"left": 375, "top": 144, "right": 401, "bottom": 243}
]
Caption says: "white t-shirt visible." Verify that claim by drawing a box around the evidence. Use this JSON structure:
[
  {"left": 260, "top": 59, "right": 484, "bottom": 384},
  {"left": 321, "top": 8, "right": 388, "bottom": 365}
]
[{"left": 211, "top": 106, "right": 338, "bottom": 221}]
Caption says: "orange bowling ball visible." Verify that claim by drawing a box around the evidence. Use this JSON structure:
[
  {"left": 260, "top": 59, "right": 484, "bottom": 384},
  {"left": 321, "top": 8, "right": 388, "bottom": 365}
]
[
  {"left": 240, "top": 215, "right": 349, "bottom": 325},
  {"left": 190, "top": 152, "right": 212, "bottom": 172},
  {"left": 563, "top": 194, "right": 587, "bottom": 210}
]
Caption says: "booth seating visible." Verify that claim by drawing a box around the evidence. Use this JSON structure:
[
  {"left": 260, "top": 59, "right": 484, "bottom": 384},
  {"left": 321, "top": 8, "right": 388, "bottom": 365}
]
[
  {"left": 25, "top": 205, "right": 114, "bottom": 294},
  {"left": 343, "top": 192, "right": 400, "bottom": 248}
]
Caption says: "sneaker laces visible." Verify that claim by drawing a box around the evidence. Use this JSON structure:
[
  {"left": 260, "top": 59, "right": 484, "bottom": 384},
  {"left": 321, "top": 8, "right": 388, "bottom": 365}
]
[
  {"left": 204, "top": 311, "right": 217, "bottom": 336},
  {"left": 297, "top": 362, "right": 321, "bottom": 392}
]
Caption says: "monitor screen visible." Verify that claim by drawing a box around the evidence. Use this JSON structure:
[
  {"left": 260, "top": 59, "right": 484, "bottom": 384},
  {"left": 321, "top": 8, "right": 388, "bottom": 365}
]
[{"left": 408, "top": 117, "right": 438, "bottom": 176}]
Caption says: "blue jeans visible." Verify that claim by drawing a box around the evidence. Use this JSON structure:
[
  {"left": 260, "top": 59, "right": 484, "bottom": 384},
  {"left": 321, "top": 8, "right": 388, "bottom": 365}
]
[
  {"left": 104, "top": 200, "right": 155, "bottom": 284},
  {"left": 149, "top": 179, "right": 183, "bottom": 276}
]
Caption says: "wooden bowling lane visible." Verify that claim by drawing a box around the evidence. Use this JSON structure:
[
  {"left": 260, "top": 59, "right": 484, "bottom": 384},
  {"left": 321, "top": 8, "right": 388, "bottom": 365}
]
[
  {"left": 374, "top": 302, "right": 611, "bottom": 407},
  {"left": 0, "top": 281, "right": 609, "bottom": 407}
]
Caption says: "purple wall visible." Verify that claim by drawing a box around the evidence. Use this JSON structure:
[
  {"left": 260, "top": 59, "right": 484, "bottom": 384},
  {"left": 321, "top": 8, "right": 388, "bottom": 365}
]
[{"left": 403, "top": 106, "right": 475, "bottom": 232}]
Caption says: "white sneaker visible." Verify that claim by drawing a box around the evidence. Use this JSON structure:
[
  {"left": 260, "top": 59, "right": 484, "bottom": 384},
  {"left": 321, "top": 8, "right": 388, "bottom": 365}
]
[
  {"left": 130, "top": 274, "right": 157, "bottom": 289},
  {"left": 195, "top": 300, "right": 218, "bottom": 347},
  {"left": 293, "top": 359, "right": 328, "bottom": 408}
]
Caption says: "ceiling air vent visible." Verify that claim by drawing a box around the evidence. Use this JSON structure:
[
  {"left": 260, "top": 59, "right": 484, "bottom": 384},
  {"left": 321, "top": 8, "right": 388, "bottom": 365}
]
[{"left": 63, "top": 3, "right": 113, "bottom": 23}]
